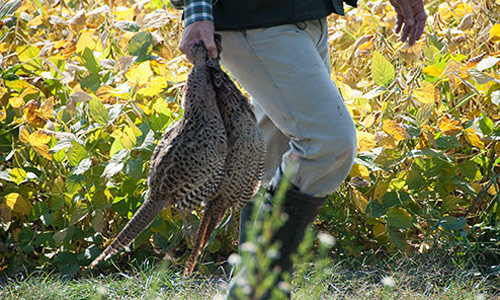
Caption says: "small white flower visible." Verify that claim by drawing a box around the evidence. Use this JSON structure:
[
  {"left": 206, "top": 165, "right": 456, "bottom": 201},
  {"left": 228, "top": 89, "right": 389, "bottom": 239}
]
[
  {"left": 381, "top": 276, "right": 396, "bottom": 287},
  {"left": 96, "top": 286, "right": 108, "bottom": 295},
  {"left": 212, "top": 294, "right": 225, "bottom": 300},
  {"left": 241, "top": 242, "right": 257, "bottom": 253},
  {"left": 228, "top": 253, "right": 242, "bottom": 266},
  {"left": 318, "top": 232, "right": 336, "bottom": 247},
  {"left": 266, "top": 248, "right": 280, "bottom": 259},
  {"left": 278, "top": 281, "right": 291, "bottom": 292},
  {"left": 475, "top": 293, "right": 486, "bottom": 300}
]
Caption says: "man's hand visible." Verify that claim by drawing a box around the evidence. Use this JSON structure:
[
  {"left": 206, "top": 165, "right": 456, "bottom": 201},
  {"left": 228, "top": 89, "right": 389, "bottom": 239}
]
[
  {"left": 389, "top": 0, "right": 427, "bottom": 46},
  {"left": 179, "top": 20, "right": 218, "bottom": 60}
]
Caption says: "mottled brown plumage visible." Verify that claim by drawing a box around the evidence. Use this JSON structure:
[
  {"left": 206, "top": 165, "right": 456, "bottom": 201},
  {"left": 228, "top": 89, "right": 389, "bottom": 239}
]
[
  {"left": 89, "top": 42, "right": 228, "bottom": 269},
  {"left": 183, "top": 40, "right": 266, "bottom": 276}
]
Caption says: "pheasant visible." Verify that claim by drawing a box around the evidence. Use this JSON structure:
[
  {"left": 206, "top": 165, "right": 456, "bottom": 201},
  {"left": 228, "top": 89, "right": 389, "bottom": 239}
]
[
  {"left": 89, "top": 41, "right": 228, "bottom": 269},
  {"left": 183, "top": 36, "right": 266, "bottom": 276}
]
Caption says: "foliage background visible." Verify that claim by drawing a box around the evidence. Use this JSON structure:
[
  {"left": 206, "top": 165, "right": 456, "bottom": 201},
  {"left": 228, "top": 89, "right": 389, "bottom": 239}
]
[{"left": 0, "top": 0, "right": 499, "bottom": 278}]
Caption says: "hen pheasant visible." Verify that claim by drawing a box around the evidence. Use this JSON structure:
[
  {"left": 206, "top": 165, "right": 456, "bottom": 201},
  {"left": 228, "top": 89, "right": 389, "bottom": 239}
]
[
  {"left": 183, "top": 36, "right": 266, "bottom": 276},
  {"left": 89, "top": 41, "right": 228, "bottom": 269}
]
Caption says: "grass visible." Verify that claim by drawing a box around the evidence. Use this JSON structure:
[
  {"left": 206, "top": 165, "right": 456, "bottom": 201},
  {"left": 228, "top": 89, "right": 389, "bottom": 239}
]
[{"left": 1, "top": 252, "right": 498, "bottom": 300}]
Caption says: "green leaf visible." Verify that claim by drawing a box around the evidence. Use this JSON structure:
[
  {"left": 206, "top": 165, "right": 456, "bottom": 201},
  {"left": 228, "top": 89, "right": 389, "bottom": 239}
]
[
  {"left": 73, "top": 157, "right": 92, "bottom": 175},
  {"left": 69, "top": 201, "right": 88, "bottom": 225},
  {"left": 89, "top": 98, "right": 109, "bottom": 125},
  {"left": 438, "top": 216, "right": 466, "bottom": 231},
  {"left": 382, "top": 192, "right": 401, "bottom": 208},
  {"left": 452, "top": 176, "right": 477, "bottom": 197},
  {"left": 9, "top": 167, "right": 26, "bottom": 185},
  {"left": 65, "top": 174, "right": 84, "bottom": 195},
  {"left": 102, "top": 149, "right": 129, "bottom": 179},
  {"left": 16, "top": 45, "right": 43, "bottom": 71},
  {"left": 81, "top": 73, "right": 101, "bottom": 92},
  {"left": 415, "top": 103, "right": 434, "bottom": 127},
  {"left": 366, "top": 200, "right": 386, "bottom": 218},
  {"left": 441, "top": 195, "right": 461, "bottom": 212},
  {"left": 479, "top": 113, "right": 494, "bottom": 135},
  {"left": 115, "top": 20, "right": 140, "bottom": 32},
  {"left": 125, "top": 157, "right": 144, "bottom": 179},
  {"left": 385, "top": 207, "right": 413, "bottom": 229},
  {"left": 371, "top": 51, "right": 395, "bottom": 87},
  {"left": 206, "top": 238, "right": 221, "bottom": 254},
  {"left": 374, "top": 149, "right": 402, "bottom": 168},
  {"left": 68, "top": 141, "right": 87, "bottom": 167},
  {"left": 386, "top": 226, "right": 405, "bottom": 251},
  {"left": 81, "top": 47, "right": 100, "bottom": 74},
  {"left": 128, "top": 32, "right": 153, "bottom": 61},
  {"left": 435, "top": 135, "right": 462, "bottom": 149},
  {"left": 458, "top": 161, "right": 478, "bottom": 179}
]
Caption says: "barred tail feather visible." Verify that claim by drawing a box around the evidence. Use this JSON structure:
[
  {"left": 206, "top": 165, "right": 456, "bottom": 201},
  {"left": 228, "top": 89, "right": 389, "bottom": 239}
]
[
  {"left": 89, "top": 199, "right": 168, "bottom": 269},
  {"left": 183, "top": 201, "right": 227, "bottom": 276}
]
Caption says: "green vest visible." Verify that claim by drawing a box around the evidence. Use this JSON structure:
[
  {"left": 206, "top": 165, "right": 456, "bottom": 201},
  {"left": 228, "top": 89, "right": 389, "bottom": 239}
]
[{"left": 213, "top": 0, "right": 357, "bottom": 31}]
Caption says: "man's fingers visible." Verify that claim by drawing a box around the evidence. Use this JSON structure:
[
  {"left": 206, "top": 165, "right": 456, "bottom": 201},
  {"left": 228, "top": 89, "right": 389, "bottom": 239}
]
[
  {"left": 201, "top": 32, "right": 218, "bottom": 59},
  {"left": 401, "top": 22, "right": 412, "bottom": 43},
  {"left": 396, "top": 15, "right": 403, "bottom": 34}
]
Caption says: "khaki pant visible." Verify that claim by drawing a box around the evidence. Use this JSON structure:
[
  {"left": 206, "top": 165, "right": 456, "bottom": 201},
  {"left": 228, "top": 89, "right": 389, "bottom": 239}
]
[{"left": 218, "top": 18, "right": 356, "bottom": 197}]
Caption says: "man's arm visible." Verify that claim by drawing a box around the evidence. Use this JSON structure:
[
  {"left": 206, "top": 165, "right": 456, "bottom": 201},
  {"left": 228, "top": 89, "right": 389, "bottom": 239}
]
[{"left": 179, "top": 0, "right": 217, "bottom": 59}]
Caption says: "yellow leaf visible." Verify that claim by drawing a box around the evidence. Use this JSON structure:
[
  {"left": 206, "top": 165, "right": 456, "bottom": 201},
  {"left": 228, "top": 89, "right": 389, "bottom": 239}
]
[
  {"left": 357, "top": 131, "right": 376, "bottom": 152},
  {"left": 419, "top": 125, "right": 437, "bottom": 148},
  {"left": 373, "top": 181, "right": 390, "bottom": 203},
  {"left": 375, "top": 131, "right": 397, "bottom": 149},
  {"left": 454, "top": 3, "right": 473, "bottom": 17},
  {"left": 438, "top": 115, "right": 463, "bottom": 135},
  {"left": 0, "top": 43, "right": 11, "bottom": 54},
  {"left": 20, "top": 129, "right": 52, "bottom": 160},
  {"left": 486, "top": 182, "right": 497, "bottom": 196},
  {"left": 351, "top": 188, "right": 368, "bottom": 213},
  {"left": 30, "top": 130, "right": 52, "bottom": 145},
  {"left": 413, "top": 81, "right": 438, "bottom": 105},
  {"left": 76, "top": 30, "right": 103, "bottom": 53},
  {"left": 5, "top": 193, "right": 32, "bottom": 215},
  {"left": 23, "top": 99, "right": 49, "bottom": 128},
  {"left": 151, "top": 60, "right": 172, "bottom": 79},
  {"left": 19, "top": 127, "right": 30, "bottom": 143},
  {"left": 490, "top": 24, "right": 500, "bottom": 43},
  {"left": 357, "top": 40, "right": 373, "bottom": 54},
  {"left": 0, "top": 106, "right": 6, "bottom": 122},
  {"left": 437, "top": 2, "right": 472, "bottom": 22},
  {"left": 361, "top": 114, "right": 375, "bottom": 128},
  {"left": 137, "top": 76, "right": 169, "bottom": 97},
  {"left": 26, "top": 15, "right": 44, "bottom": 27},
  {"left": 39, "top": 97, "right": 55, "bottom": 119},
  {"left": 54, "top": 40, "right": 77, "bottom": 60},
  {"left": 29, "top": 130, "right": 52, "bottom": 160},
  {"left": 115, "top": 6, "right": 134, "bottom": 21},
  {"left": 9, "top": 97, "right": 25, "bottom": 108},
  {"left": 349, "top": 164, "right": 370, "bottom": 180},
  {"left": 423, "top": 65, "right": 444, "bottom": 77},
  {"left": 463, "top": 128, "right": 485, "bottom": 148},
  {"left": 372, "top": 222, "right": 387, "bottom": 238},
  {"left": 0, "top": 86, "right": 6, "bottom": 98},
  {"left": 5, "top": 79, "right": 34, "bottom": 91},
  {"left": 382, "top": 120, "right": 410, "bottom": 141},
  {"left": 125, "top": 61, "right": 154, "bottom": 86},
  {"left": 96, "top": 86, "right": 117, "bottom": 104}
]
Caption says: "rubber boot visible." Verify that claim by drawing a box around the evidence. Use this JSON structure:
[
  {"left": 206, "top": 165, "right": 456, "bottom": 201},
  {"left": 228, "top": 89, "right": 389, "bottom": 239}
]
[{"left": 227, "top": 185, "right": 327, "bottom": 299}]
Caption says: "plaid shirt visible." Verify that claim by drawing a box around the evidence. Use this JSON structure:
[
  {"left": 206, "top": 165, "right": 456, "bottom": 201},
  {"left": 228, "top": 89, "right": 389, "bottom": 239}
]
[{"left": 184, "top": 0, "right": 214, "bottom": 26}]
